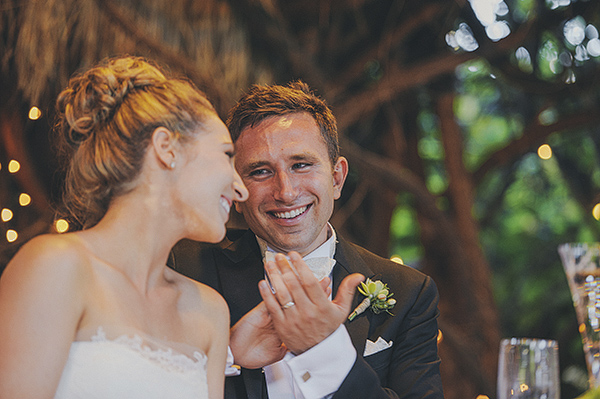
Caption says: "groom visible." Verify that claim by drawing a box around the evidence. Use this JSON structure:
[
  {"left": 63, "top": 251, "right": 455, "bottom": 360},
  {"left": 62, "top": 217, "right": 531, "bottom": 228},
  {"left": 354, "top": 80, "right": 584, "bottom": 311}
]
[{"left": 171, "top": 81, "right": 443, "bottom": 398}]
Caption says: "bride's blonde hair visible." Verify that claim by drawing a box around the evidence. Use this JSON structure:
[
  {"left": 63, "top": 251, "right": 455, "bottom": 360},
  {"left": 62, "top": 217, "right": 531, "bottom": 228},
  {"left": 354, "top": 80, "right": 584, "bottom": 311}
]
[{"left": 55, "top": 55, "right": 216, "bottom": 230}]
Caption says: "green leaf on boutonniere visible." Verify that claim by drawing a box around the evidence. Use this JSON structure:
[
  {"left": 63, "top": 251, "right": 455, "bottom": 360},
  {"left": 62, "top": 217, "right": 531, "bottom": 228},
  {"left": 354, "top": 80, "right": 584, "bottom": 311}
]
[
  {"left": 576, "top": 388, "right": 600, "bottom": 399},
  {"left": 348, "top": 278, "right": 396, "bottom": 321}
]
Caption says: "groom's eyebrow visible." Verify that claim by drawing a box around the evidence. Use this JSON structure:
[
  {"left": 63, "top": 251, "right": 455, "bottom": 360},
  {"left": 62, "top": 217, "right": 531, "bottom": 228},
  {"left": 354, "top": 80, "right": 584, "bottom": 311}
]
[{"left": 290, "top": 153, "right": 318, "bottom": 162}]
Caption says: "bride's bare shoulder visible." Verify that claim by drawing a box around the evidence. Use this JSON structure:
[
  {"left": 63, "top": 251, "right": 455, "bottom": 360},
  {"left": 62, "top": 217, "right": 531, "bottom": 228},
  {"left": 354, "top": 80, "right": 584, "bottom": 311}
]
[{"left": 2, "top": 233, "right": 93, "bottom": 283}]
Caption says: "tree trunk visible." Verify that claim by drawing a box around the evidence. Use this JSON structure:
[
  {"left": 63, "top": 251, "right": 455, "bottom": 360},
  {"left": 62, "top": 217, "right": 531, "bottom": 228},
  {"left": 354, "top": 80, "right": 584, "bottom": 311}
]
[{"left": 431, "top": 93, "right": 501, "bottom": 398}]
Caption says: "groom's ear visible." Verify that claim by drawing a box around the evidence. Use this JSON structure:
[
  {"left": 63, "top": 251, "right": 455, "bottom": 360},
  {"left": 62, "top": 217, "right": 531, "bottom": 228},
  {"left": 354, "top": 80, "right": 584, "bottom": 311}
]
[{"left": 332, "top": 156, "right": 348, "bottom": 200}]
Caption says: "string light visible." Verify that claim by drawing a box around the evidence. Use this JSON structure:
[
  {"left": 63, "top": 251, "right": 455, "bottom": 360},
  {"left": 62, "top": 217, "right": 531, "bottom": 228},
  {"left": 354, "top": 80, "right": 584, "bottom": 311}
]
[
  {"left": 1, "top": 208, "right": 13, "bottom": 222},
  {"left": 19, "top": 193, "right": 31, "bottom": 206},
  {"left": 593, "top": 203, "right": 600, "bottom": 221},
  {"left": 538, "top": 144, "right": 552, "bottom": 160},
  {"left": 8, "top": 160, "right": 20, "bottom": 173},
  {"left": 6, "top": 230, "right": 18, "bottom": 243},
  {"left": 390, "top": 255, "right": 404, "bottom": 265},
  {"left": 55, "top": 219, "right": 69, "bottom": 233},
  {"left": 28, "top": 106, "right": 42, "bottom": 120}
]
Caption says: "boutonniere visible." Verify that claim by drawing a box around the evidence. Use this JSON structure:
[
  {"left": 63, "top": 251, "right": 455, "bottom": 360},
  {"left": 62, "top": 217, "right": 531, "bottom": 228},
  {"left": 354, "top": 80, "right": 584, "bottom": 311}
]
[{"left": 348, "top": 278, "right": 396, "bottom": 321}]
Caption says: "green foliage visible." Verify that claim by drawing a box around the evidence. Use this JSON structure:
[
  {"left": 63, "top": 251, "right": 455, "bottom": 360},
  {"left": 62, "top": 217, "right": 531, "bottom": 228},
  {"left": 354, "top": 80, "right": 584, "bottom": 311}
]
[
  {"left": 477, "top": 145, "right": 597, "bottom": 398},
  {"left": 510, "top": 0, "right": 537, "bottom": 23},
  {"left": 537, "top": 32, "right": 564, "bottom": 80},
  {"left": 416, "top": 108, "right": 449, "bottom": 195},
  {"left": 389, "top": 49, "right": 600, "bottom": 397},
  {"left": 389, "top": 193, "right": 423, "bottom": 266},
  {"left": 453, "top": 60, "right": 526, "bottom": 170}
]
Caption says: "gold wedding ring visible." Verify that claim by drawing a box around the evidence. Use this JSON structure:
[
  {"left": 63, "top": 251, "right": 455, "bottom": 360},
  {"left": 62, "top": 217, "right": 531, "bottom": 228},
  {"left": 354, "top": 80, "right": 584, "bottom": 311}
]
[{"left": 281, "top": 301, "right": 295, "bottom": 310}]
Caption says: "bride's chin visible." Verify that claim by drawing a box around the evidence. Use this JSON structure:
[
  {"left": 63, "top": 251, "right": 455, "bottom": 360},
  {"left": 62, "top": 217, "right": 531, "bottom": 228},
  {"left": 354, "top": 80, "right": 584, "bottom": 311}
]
[{"left": 189, "top": 227, "right": 225, "bottom": 244}]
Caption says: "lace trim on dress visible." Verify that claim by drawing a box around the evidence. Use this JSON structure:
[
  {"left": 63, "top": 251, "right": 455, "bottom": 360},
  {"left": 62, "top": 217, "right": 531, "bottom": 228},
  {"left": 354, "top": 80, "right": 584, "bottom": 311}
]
[{"left": 91, "top": 327, "right": 207, "bottom": 374}]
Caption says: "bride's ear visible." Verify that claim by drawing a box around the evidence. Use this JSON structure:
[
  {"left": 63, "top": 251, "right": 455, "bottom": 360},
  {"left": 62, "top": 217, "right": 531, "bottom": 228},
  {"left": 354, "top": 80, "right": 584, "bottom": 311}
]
[{"left": 151, "top": 127, "right": 178, "bottom": 169}]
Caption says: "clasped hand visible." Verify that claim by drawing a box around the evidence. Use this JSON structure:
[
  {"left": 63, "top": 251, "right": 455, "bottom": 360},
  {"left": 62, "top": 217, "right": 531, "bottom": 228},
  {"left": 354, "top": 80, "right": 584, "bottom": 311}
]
[{"left": 230, "top": 252, "right": 363, "bottom": 368}]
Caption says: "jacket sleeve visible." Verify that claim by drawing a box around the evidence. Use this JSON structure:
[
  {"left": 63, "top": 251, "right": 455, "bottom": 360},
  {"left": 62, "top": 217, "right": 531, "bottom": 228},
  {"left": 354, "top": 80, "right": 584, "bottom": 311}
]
[{"left": 333, "top": 276, "right": 443, "bottom": 399}]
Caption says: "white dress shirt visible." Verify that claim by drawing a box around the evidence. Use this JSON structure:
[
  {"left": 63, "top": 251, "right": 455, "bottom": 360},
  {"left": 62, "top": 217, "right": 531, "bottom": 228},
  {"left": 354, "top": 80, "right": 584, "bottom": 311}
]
[{"left": 256, "top": 225, "right": 357, "bottom": 399}]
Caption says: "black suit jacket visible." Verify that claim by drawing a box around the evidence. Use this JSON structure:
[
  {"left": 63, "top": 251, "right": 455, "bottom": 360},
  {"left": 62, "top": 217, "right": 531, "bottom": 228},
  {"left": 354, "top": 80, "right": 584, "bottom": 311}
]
[{"left": 170, "top": 229, "right": 443, "bottom": 399}]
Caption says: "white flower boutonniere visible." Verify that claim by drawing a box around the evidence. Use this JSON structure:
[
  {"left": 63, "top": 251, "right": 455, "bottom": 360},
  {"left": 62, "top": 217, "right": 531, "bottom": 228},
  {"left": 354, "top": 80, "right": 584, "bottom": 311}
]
[{"left": 348, "top": 278, "right": 396, "bottom": 321}]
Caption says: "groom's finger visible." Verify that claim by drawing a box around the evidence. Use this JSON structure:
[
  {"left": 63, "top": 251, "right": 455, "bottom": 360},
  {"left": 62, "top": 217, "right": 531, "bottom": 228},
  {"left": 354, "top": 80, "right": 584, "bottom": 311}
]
[
  {"left": 264, "top": 259, "right": 295, "bottom": 309},
  {"left": 268, "top": 253, "right": 330, "bottom": 296},
  {"left": 332, "top": 273, "right": 365, "bottom": 313},
  {"left": 273, "top": 253, "right": 316, "bottom": 309},
  {"left": 258, "top": 278, "right": 288, "bottom": 320},
  {"left": 287, "top": 252, "right": 329, "bottom": 303},
  {"left": 319, "top": 276, "right": 331, "bottom": 296}
]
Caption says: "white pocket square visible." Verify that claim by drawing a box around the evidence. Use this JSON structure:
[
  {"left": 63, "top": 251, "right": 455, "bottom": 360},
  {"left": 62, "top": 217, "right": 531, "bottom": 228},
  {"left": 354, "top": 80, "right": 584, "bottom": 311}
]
[{"left": 363, "top": 337, "right": 393, "bottom": 356}]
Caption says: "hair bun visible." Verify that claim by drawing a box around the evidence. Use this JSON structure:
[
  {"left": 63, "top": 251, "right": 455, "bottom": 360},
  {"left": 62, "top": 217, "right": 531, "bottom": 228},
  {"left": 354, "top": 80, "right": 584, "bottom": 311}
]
[{"left": 57, "top": 57, "right": 164, "bottom": 146}]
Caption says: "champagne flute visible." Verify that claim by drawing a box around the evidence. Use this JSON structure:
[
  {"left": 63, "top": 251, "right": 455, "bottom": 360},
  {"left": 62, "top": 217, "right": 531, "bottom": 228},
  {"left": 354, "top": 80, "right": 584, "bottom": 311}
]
[
  {"left": 558, "top": 242, "right": 600, "bottom": 388},
  {"left": 497, "top": 338, "right": 560, "bottom": 399}
]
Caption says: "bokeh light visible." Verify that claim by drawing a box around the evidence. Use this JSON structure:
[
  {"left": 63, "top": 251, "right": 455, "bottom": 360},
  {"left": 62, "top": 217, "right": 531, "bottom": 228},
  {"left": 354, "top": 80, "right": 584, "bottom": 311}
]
[
  {"left": 55, "top": 219, "right": 70, "bottom": 233},
  {"left": 469, "top": 0, "right": 511, "bottom": 41},
  {"left": 515, "top": 47, "right": 533, "bottom": 73},
  {"left": 455, "top": 23, "right": 479, "bottom": 52},
  {"left": 390, "top": 255, "right": 404, "bottom": 265},
  {"left": 547, "top": 0, "right": 572, "bottom": 10},
  {"left": 575, "top": 44, "right": 589, "bottom": 62},
  {"left": 538, "top": 108, "right": 558, "bottom": 126},
  {"left": 486, "top": 21, "right": 510, "bottom": 42},
  {"left": 537, "top": 144, "right": 552, "bottom": 160},
  {"left": 564, "top": 16, "right": 586, "bottom": 46},
  {"left": 593, "top": 203, "right": 600, "bottom": 221},
  {"left": 6, "top": 230, "right": 18, "bottom": 243},
  {"left": 28, "top": 106, "right": 42, "bottom": 120},
  {"left": 447, "top": 23, "right": 480, "bottom": 52},
  {"left": 588, "top": 38, "right": 600, "bottom": 57},
  {"left": 1, "top": 208, "right": 13, "bottom": 222},
  {"left": 19, "top": 193, "right": 31, "bottom": 206},
  {"left": 8, "top": 160, "right": 20, "bottom": 173}
]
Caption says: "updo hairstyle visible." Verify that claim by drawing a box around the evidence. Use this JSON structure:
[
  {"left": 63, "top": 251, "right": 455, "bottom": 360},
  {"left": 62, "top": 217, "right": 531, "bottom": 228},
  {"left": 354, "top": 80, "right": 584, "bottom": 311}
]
[{"left": 55, "top": 55, "right": 216, "bottom": 230}]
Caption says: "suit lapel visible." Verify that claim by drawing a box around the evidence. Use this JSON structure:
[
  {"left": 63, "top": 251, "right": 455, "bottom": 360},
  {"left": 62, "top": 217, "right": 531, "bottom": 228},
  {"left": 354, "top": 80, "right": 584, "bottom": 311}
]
[
  {"left": 217, "top": 231, "right": 268, "bottom": 399},
  {"left": 217, "top": 230, "right": 265, "bottom": 325},
  {"left": 333, "top": 236, "right": 375, "bottom": 358}
]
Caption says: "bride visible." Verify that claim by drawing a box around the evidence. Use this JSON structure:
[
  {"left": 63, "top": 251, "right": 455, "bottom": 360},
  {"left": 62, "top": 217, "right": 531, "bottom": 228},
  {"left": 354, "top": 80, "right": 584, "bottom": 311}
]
[{"left": 0, "top": 55, "right": 248, "bottom": 398}]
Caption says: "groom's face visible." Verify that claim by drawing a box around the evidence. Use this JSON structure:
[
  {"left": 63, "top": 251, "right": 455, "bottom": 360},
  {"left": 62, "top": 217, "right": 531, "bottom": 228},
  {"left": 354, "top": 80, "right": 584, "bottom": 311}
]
[{"left": 233, "top": 112, "right": 347, "bottom": 256}]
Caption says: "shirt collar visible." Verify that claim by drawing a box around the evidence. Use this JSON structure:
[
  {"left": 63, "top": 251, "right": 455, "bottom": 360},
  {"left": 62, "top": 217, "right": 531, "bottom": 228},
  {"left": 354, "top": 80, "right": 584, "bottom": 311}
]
[{"left": 256, "top": 223, "right": 337, "bottom": 260}]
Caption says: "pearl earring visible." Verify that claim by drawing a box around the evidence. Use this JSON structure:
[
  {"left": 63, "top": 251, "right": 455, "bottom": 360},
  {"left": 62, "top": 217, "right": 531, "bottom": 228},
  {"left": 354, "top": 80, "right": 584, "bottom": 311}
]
[{"left": 170, "top": 161, "right": 176, "bottom": 169}]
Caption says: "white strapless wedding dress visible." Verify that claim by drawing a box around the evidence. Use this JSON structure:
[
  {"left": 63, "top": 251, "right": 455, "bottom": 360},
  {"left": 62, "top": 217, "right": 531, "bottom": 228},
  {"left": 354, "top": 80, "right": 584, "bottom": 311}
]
[{"left": 54, "top": 327, "right": 209, "bottom": 399}]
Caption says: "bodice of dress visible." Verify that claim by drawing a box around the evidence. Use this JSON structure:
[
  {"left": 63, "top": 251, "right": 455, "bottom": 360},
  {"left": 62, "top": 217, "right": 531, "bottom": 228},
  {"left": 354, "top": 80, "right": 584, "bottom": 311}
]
[{"left": 54, "top": 327, "right": 209, "bottom": 399}]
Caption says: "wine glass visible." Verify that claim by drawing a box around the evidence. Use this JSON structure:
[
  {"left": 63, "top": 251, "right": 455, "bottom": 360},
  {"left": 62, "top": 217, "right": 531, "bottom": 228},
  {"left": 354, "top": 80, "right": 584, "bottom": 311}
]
[
  {"left": 497, "top": 338, "right": 560, "bottom": 399},
  {"left": 559, "top": 242, "right": 600, "bottom": 388}
]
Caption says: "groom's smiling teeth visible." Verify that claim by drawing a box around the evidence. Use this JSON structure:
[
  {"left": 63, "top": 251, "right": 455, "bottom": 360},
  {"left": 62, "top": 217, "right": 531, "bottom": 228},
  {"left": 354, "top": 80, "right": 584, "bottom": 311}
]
[
  {"left": 273, "top": 206, "right": 308, "bottom": 219},
  {"left": 220, "top": 197, "right": 231, "bottom": 214}
]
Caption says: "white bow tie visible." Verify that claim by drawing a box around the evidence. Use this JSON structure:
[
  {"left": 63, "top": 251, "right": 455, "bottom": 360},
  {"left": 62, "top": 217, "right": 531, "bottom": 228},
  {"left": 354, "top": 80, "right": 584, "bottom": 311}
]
[{"left": 264, "top": 252, "right": 336, "bottom": 281}]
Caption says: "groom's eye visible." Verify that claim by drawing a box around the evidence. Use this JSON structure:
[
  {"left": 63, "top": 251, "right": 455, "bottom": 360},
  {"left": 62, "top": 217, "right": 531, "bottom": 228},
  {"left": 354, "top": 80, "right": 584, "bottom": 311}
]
[
  {"left": 249, "top": 169, "right": 270, "bottom": 177},
  {"left": 292, "top": 162, "right": 310, "bottom": 170}
]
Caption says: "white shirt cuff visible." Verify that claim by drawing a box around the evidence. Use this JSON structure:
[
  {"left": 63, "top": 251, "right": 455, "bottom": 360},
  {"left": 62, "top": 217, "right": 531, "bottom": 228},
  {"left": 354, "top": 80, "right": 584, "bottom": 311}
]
[
  {"left": 284, "top": 324, "right": 356, "bottom": 399},
  {"left": 225, "top": 346, "right": 241, "bottom": 376}
]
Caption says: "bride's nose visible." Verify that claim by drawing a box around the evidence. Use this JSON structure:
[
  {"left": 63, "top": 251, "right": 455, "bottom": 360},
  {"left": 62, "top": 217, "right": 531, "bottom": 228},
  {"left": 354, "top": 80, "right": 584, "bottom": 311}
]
[{"left": 233, "top": 171, "right": 249, "bottom": 202}]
